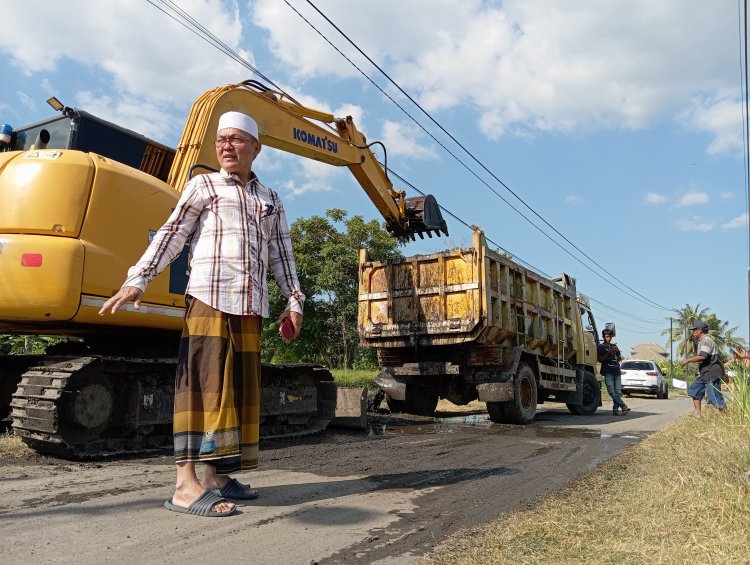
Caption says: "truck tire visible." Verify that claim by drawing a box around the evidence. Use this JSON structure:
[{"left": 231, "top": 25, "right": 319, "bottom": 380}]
[
  {"left": 404, "top": 384, "right": 439, "bottom": 416},
  {"left": 385, "top": 395, "right": 406, "bottom": 413},
  {"left": 487, "top": 364, "right": 537, "bottom": 425},
  {"left": 567, "top": 371, "right": 600, "bottom": 415}
]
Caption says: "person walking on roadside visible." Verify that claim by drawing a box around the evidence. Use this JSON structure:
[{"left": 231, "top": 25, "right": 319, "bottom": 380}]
[
  {"left": 680, "top": 321, "right": 726, "bottom": 418},
  {"left": 598, "top": 328, "right": 631, "bottom": 416},
  {"left": 99, "top": 111, "right": 304, "bottom": 517}
]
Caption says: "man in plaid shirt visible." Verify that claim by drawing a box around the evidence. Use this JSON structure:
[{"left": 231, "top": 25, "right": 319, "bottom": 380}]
[{"left": 100, "top": 111, "right": 304, "bottom": 517}]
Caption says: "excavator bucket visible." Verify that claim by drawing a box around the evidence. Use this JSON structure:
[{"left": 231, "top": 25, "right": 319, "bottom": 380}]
[
  {"left": 331, "top": 387, "right": 369, "bottom": 430},
  {"left": 403, "top": 194, "right": 448, "bottom": 239}
]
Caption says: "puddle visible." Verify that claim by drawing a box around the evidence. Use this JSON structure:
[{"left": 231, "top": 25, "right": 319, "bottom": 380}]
[{"left": 369, "top": 416, "right": 644, "bottom": 442}]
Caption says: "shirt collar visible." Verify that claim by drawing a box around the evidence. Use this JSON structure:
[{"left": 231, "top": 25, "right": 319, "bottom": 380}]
[{"left": 219, "top": 168, "right": 258, "bottom": 186}]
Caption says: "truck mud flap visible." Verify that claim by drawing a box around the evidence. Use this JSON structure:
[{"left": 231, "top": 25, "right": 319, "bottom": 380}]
[
  {"left": 476, "top": 381, "right": 514, "bottom": 403},
  {"left": 374, "top": 369, "right": 406, "bottom": 401}
]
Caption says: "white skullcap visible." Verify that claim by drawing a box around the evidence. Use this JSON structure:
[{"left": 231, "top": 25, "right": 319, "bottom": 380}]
[{"left": 217, "top": 111, "right": 258, "bottom": 140}]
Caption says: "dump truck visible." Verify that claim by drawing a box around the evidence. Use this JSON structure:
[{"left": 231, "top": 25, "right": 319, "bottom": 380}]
[
  {"left": 0, "top": 80, "right": 447, "bottom": 457},
  {"left": 359, "top": 228, "right": 603, "bottom": 423}
]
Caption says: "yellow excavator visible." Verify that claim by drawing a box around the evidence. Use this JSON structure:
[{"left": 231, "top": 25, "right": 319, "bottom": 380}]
[{"left": 0, "top": 80, "right": 447, "bottom": 457}]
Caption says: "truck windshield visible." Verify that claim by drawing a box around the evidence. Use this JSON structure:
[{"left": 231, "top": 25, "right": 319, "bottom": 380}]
[{"left": 16, "top": 117, "right": 72, "bottom": 150}]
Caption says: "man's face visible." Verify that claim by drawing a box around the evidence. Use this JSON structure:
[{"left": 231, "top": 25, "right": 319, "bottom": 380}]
[
  {"left": 692, "top": 328, "right": 703, "bottom": 339},
  {"left": 215, "top": 127, "right": 261, "bottom": 176},
  {"left": 603, "top": 333, "right": 613, "bottom": 343}
]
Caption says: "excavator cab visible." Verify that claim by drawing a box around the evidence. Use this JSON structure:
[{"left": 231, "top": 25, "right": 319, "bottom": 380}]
[{"left": 1, "top": 103, "right": 175, "bottom": 181}]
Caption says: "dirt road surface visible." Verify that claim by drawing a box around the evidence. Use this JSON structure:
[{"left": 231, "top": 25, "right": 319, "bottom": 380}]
[{"left": 0, "top": 395, "right": 690, "bottom": 564}]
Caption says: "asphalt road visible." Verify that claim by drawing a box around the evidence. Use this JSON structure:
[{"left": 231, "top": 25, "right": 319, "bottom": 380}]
[{"left": 0, "top": 394, "right": 690, "bottom": 565}]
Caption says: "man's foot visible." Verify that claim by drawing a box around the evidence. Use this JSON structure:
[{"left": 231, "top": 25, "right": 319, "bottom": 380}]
[
  {"left": 170, "top": 486, "right": 235, "bottom": 514},
  {"left": 203, "top": 476, "right": 258, "bottom": 499},
  {"left": 612, "top": 409, "right": 620, "bottom": 416},
  {"left": 620, "top": 407, "right": 631, "bottom": 416},
  {"left": 690, "top": 411, "right": 701, "bottom": 418}
]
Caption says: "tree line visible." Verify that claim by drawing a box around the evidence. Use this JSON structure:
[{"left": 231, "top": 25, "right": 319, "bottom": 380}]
[{"left": 2, "top": 215, "right": 747, "bottom": 375}]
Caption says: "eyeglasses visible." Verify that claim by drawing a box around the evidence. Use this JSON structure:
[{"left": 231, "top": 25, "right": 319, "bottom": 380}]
[{"left": 215, "top": 135, "right": 253, "bottom": 147}]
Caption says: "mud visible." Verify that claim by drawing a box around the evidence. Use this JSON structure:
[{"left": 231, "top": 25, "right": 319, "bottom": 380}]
[{"left": 0, "top": 396, "right": 689, "bottom": 564}]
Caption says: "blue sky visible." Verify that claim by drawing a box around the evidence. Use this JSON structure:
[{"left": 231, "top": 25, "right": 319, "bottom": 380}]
[{"left": 2, "top": 0, "right": 748, "bottom": 355}]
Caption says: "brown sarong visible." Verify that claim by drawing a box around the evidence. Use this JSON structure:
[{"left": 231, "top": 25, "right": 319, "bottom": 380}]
[{"left": 173, "top": 296, "right": 260, "bottom": 474}]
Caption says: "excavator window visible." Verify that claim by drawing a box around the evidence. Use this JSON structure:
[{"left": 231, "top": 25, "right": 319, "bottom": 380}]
[
  {"left": 14, "top": 116, "right": 72, "bottom": 150},
  {"left": 13, "top": 112, "right": 176, "bottom": 182}
]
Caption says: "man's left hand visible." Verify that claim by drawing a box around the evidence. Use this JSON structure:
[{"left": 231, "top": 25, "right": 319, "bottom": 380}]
[{"left": 277, "top": 310, "right": 303, "bottom": 343}]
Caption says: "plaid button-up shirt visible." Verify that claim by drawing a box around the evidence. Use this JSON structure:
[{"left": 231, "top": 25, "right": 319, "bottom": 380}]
[{"left": 123, "top": 169, "right": 304, "bottom": 317}]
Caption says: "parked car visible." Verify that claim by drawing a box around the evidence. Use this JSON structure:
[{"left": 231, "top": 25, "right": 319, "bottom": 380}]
[{"left": 620, "top": 360, "right": 669, "bottom": 399}]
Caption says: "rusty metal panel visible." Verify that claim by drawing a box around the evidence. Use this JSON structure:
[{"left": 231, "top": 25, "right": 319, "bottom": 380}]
[{"left": 358, "top": 229, "right": 582, "bottom": 361}]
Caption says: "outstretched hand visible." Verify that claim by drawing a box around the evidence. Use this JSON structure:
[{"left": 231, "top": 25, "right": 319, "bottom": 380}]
[
  {"left": 98, "top": 286, "right": 144, "bottom": 315},
  {"left": 277, "top": 310, "right": 303, "bottom": 343}
]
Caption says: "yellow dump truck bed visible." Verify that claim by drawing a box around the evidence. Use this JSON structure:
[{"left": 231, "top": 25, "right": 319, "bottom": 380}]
[{"left": 358, "top": 229, "right": 582, "bottom": 361}]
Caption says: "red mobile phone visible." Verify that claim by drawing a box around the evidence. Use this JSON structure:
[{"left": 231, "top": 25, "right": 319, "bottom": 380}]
[{"left": 281, "top": 318, "right": 295, "bottom": 339}]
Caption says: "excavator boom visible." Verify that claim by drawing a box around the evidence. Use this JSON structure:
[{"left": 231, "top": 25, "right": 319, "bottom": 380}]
[{"left": 169, "top": 81, "right": 447, "bottom": 239}]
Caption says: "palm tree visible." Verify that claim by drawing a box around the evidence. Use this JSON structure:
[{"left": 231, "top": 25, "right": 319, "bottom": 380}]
[
  {"left": 706, "top": 314, "right": 748, "bottom": 359},
  {"left": 662, "top": 305, "right": 748, "bottom": 361},
  {"left": 662, "top": 303, "right": 709, "bottom": 357}
]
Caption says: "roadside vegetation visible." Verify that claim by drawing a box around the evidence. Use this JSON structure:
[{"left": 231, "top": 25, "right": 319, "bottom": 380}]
[
  {"left": 423, "top": 371, "right": 750, "bottom": 565},
  {"left": 0, "top": 432, "right": 30, "bottom": 458}
]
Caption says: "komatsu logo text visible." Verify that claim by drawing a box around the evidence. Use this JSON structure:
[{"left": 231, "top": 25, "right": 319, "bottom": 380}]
[{"left": 293, "top": 128, "right": 338, "bottom": 153}]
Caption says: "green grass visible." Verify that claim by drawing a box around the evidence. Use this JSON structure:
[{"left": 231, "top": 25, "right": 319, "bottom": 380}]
[{"left": 330, "top": 368, "right": 379, "bottom": 390}]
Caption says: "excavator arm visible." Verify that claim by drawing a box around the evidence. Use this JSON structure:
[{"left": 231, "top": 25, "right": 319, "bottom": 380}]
[{"left": 167, "top": 81, "right": 447, "bottom": 239}]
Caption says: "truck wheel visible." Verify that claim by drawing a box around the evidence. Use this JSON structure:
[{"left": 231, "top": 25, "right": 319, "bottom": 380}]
[
  {"left": 487, "top": 364, "right": 537, "bottom": 425},
  {"left": 664, "top": 385, "right": 669, "bottom": 400},
  {"left": 567, "top": 371, "right": 600, "bottom": 415},
  {"left": 404, "top": 384, "right": 439, "bottom": 416},
  {"left": 486, "top": 401, "right": 509, "bottom": 423},
  {"left": 385, "top": 395, "right": 406, "bottom": 413},
  {"left": 656, "top": 386, "right": 664, "bottom": 399}
]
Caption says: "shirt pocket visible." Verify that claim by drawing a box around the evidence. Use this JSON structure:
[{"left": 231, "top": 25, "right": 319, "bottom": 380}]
[{"left": 257, "top": 197, "right": 278, "bottom": 237}]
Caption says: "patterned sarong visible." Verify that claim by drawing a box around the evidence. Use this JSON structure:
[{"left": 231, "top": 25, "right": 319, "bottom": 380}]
[{"left": 173, "top": 296, "right": 260, "bottom": 474}]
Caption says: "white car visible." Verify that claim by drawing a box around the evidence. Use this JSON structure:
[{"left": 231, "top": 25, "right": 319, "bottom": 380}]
[{"left": 620, "top": 360, "right": 669, "bottom": 399}]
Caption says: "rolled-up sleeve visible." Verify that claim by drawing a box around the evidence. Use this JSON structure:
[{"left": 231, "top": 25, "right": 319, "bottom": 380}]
[{"left": 122, "top": 179, "right": 205, "bottom": 291}]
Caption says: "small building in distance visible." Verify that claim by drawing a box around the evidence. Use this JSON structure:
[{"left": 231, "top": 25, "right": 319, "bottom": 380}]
[{"left": 628, "top": 342, "right": 668, "bottom": 363}]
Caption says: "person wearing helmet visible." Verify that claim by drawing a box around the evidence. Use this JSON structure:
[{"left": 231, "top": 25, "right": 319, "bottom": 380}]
[{"left": 597, "top": 328, "right": 631, "bottom": 416}]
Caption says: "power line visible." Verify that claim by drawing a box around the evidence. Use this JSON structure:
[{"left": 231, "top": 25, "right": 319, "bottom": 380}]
[
  {"left": 144, "top": 0, "right": 669, "bottom": 331},
  {"left": 296, "top": 0, "right": 671, "bottom": 312}
]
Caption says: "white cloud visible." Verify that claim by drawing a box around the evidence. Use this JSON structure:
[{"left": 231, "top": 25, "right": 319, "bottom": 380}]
[
  {"left": 677, "top": 216, "right": 714, "bottom": 232},
  {"left": 676, "top": 192, "right": 709, "bottom": 207},
  {"left": 644, "top": 192, "right": 667, "bottom": 205},
  {"left": 678, "top": 94, "right": 743, "bottom": 155},
  {"left": 280, "top": 157, "right": 343, "bottom": 197},
  {"left": 381, "top": 120, "right": 437, "bottom": 160},
  {"left": 719, "top": 191, "right": 734, "bottom": 200},
  {"left": 75, "top": 92, "right": 172, "bottom": 140},
  {"left": 254, "top": 0, "right": 740, "bottom": 146},
  {"left": 1, "top": 0, "right": 744, "bottom": 157},
  {"left": 722, "top": 213, "right": 748, "bottom": 230},
  {"left": 564, "top": 195, "right": 583, "bottom": 205},
  {"left": 1, "top": 1, "right": 250, "bottom": 112},
  {"left": 17, "top": 92, "right": 35, "bottom": 112}
]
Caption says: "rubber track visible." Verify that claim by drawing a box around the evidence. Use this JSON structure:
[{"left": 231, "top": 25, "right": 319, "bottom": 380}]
[{"left": 10, "top": 357, "right": 337, "bottom": 459}]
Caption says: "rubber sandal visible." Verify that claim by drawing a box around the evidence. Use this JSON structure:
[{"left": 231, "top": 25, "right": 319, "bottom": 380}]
[
  {"left": 210, "top": 478, "right": 259, "bottom": 500},
  {"left": 164, "top": 490, "right": 236, "bottom": 517}
]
